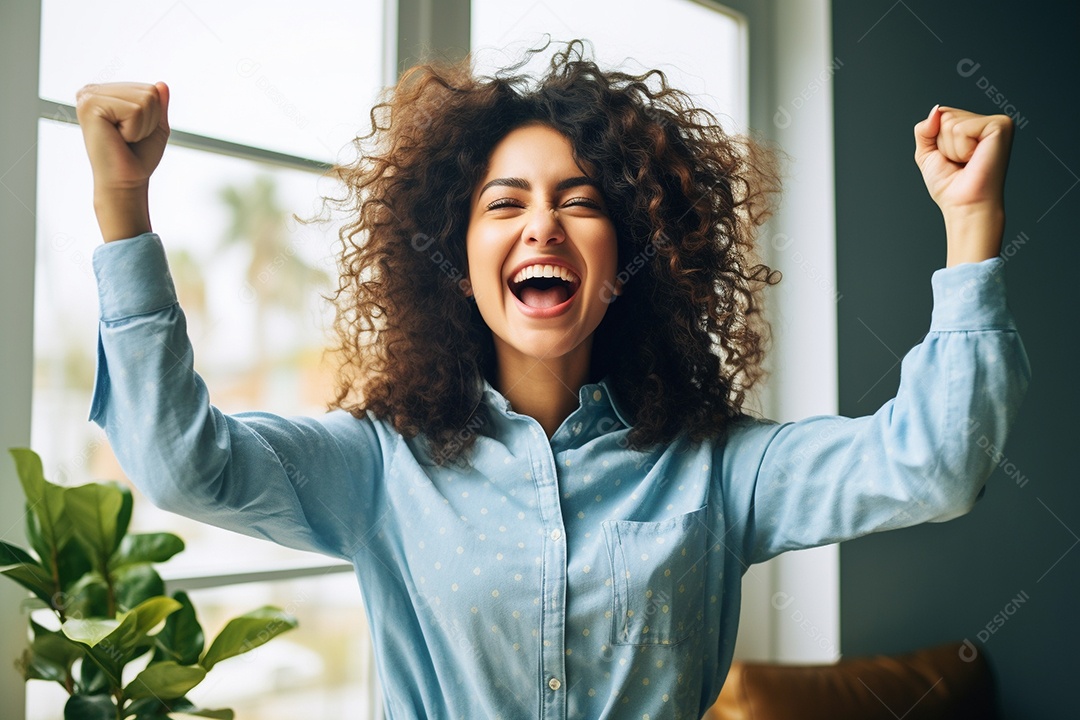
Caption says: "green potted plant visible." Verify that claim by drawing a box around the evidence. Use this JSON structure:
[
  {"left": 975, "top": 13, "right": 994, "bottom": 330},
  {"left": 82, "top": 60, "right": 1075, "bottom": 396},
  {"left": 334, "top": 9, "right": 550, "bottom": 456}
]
[{"left": 0, "top": 448, "right": 298, "bottom": 719}]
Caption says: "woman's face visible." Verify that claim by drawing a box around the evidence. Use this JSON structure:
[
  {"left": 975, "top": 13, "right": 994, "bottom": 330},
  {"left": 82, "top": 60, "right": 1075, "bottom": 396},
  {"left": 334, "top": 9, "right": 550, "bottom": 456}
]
[{"left": 465, "top": 122, "right": 621, "bottom": 368}]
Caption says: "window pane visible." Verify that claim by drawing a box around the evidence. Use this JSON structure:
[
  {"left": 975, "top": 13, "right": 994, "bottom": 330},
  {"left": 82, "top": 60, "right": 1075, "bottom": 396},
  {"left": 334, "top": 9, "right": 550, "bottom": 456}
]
[
  {"left": 471, "top": 0, "right": 746, "bottom": 132},
  {"left": 40, "top": 0, "right": 385, "bottom": 163},
  {"left": 184, "top": 573, "right": 376, "bottom": 718},
  {"left": 33, "top": 118, "right": 344, "bottom": 576},
  {"left": 26, "top": 573, "right": 375, "bottom": 720}
]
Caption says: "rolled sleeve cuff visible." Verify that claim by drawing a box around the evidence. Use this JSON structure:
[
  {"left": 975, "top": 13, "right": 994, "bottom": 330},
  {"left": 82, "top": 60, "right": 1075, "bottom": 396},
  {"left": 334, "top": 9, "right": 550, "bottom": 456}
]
[
  {"left": 92, "top": 232, "right": 177, "bottom": 321},
  {"left": 929, "top": 257, "right": 1014, "bottom": 332}
]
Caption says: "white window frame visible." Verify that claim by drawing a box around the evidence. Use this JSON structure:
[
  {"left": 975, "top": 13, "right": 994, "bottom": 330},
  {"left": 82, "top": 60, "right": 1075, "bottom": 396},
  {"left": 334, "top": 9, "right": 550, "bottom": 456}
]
[
  {"left": 2, "top": 3, "right": 46, "bottom": 715},
  {"left": 719, "top": 0, "right": 841, "bottom": 664}
]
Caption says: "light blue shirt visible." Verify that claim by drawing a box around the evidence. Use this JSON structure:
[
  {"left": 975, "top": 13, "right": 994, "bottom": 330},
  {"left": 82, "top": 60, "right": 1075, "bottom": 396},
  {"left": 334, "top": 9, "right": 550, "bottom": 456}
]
[{"left": 90, "top": 233, "right": 1028, "bottom": 719}]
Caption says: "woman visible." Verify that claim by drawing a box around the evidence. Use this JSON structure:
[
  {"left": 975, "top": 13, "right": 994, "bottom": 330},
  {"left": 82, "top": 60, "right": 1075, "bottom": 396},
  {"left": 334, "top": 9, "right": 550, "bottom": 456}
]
[{"left": 76, "top": 40, "right": 1026, "bottom": 719}]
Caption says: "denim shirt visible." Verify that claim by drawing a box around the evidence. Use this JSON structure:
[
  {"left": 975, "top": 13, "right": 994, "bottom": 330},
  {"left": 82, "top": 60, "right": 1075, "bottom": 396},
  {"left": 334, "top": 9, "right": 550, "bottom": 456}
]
[{"left": 90, "top": 233, "right": 1028, "bottom": 719}]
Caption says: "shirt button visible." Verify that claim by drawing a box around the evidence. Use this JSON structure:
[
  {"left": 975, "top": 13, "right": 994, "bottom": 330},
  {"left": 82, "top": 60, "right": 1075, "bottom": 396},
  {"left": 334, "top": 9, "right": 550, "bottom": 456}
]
[
  {"left": 548, "top": 677, "right": 561, "bottom": 691},
  {"left": 592, "top": 390, "right": 602, "bottom": 401},
  {"left": 551, "top": 529, "right": 561, "bottom": 541}
]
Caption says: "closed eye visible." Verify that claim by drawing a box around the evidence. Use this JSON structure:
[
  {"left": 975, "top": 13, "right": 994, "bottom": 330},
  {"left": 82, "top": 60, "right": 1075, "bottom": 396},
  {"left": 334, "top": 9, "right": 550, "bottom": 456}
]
[
  {"left": 488, "top": 197, "right": 524, "bottom": 211},
  {"left": 566, "top": 198, "right": 604, "bottom": 210}
]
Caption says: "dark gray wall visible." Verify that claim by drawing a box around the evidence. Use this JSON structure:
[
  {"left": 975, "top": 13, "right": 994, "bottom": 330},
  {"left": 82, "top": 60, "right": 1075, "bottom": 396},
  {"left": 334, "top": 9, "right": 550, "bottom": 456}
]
[{"left": 832, "top": 1, "right": 1079, "bottom": 717}]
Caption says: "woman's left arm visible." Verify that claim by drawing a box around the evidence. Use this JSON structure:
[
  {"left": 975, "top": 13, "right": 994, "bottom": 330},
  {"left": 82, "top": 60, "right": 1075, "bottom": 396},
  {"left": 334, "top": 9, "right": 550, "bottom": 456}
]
[
  {"left": 724, "top": 260, "right": 1029, "bottom": 564},
  {"left": 719, "top": 106, "right": 1028, "bottom": 565}
]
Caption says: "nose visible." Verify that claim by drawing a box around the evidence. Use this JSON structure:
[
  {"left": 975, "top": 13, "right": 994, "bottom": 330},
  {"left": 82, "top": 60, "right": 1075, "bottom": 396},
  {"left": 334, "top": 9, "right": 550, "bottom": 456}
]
[{"left": 523, "top": 205, "right": 565, "bottom": 246}]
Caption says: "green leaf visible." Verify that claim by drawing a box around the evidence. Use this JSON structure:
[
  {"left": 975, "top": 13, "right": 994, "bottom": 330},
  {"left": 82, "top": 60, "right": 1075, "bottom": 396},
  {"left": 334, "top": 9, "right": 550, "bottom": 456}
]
[
  {"left": 125, "top": 661, "right": 206, "bottom": 700},
  {"left": 125, "top": 696, "right": 170, "bottom": 719},
  {"left": 128, "top": 696, "right": 235, "bottom": 720},
  {"left": 112, "top": 533, "right": 185, "bottom": 569},
  {"left": 163, "top": 698, "right": 234, "bottom": 720},
  {"left": 12, "top": 447, "right": 46, "bottom": 493},
  {"left": 113, "top": 482, "right": 133, "bottom": 555},
  {"left": 64, "top": 482, "right": 123, "bottom": 571},
  {"left": 32, "top": 618, "right": 84, "bottom": 659},
  {"left": 200, "top": 606, "right": 298, "bottom": 671},
  {"left": 11, "top": 449, "right": 74, "bottom": 561},
  {"left": 63, "top": 574, "right": 110, "bottom": 619},
  {"left": 79, "top": 655, "right": 109, "bottom": 695},
  {"left": 62, "top": 610, "right": 138, "bottom": 686},
  {"left": 1, "top": 558, "right": 57, "bottom": 605},
  {"left": 25, "top": 502, "right": 52, "bottom": 569},
  {"left": 152, "top": 591, "right": 204, "bottom": 666},
  {"left": 19, "top": 645, "right": 61, "bottom": 684},
  {"left": 56, "top": 537, "right": 94, "bottom": 596},
  {"left": 129, "top": 596, "right": 183, "bottom": 639},
  {"left": 64, "top": 596, "right": 179, "bottom": 688},
  {"left": 1, "top": 538, "right": 38, "bottom": 566},
  {"left": 62, "top": 616, "right": 122, "bottom": 648},
  {"left": 64, "top": 693, "right": 116, "bottom": 720},
  {"left": 169, "top": 710, "right": 235, "bottom": 720},
  {"left": 1, "top": 539, "right": 59, "bottom": 606},
  {"left": 114, "top": 564, "right": 166, "bottom": 610},
  {"left": 21, "top": 619, "right": 84, "bottom": 683}
]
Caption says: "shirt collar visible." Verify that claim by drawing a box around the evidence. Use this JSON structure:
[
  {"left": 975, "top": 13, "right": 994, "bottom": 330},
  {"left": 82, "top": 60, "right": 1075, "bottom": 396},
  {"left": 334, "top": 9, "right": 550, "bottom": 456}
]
[{"left": 481, "top": 375, "right": 634, "bottom": 428}]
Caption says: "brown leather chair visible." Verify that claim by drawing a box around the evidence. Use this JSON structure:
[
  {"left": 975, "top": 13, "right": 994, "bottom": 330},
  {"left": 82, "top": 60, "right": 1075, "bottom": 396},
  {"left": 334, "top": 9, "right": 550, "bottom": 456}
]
[{"left": 704, "top": 641, "right": 999, "bottom": 720}]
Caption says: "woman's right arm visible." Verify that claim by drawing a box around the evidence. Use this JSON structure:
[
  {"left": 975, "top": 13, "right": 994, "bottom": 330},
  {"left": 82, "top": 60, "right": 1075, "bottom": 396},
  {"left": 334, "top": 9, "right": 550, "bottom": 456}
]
[
  {"left": 75, "top": 81, "right": 168, "bottom": 243},
  {"left": 78, "top": 83, "right": 388, "bottom": 561}
]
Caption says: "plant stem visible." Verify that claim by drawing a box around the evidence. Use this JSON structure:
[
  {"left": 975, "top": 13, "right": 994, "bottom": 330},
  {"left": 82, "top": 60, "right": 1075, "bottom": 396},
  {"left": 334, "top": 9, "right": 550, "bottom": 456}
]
[
  {"left": 50, "top": 546, "right": 65, "bottom": 623},
  {"left": 104, "top": 563, "right": 117, "bottom": 618}
]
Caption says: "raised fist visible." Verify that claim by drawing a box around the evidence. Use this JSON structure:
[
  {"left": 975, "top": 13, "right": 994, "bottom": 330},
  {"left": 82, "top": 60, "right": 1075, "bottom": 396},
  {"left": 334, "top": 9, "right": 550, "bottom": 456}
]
[
  {"left": 76, "top": 81, "right": 171, "bottom": 192},
  {"left": 914, "top": 105, "right": 1014, "bottom": 214}
]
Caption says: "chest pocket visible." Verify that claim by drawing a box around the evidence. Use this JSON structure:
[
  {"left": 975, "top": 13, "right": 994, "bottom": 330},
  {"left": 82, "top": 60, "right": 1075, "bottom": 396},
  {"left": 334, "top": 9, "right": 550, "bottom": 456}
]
[{"left": 601, "top": 505, "right": 709, "bottom": 646}]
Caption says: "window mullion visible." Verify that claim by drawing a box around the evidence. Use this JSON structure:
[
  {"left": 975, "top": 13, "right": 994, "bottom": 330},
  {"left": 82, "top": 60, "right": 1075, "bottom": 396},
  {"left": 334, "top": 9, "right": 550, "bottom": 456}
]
[
  {"left": 163, "top": 560, "right": 353, "bottom": 593},
  {"left": 395, "top": 0, "right": 470, "bottom": 78},
  {"left": 40, "top": 98, "right": 331, "bottom": 174}
]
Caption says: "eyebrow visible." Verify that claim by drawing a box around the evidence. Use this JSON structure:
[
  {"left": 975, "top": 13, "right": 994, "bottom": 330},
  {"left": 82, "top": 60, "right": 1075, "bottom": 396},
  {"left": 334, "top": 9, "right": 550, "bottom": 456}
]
[{"left": 476, "top": 175, "right": 600, "bottom": 200}]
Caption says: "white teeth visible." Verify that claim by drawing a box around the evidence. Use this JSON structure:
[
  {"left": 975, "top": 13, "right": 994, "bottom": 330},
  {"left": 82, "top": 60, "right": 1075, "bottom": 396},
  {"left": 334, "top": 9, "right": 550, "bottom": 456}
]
[{"left": 511, "top": 264, "right": 579, "bottom": 285}]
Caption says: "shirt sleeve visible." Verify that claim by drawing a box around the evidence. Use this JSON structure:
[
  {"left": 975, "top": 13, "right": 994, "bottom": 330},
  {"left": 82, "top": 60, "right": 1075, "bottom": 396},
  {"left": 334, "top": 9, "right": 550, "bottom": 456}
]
[
  {"left": 718, "top": 257, "right": 1030, "bottom": 566},
  {"left": 88, "top": 232, "right": 387, "bottom": 561}
]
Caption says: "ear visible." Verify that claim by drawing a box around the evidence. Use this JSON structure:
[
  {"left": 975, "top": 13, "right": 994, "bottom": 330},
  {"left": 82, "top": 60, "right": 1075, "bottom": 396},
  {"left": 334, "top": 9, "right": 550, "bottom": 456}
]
[
  {"left": 613, "top": 278, "right": 624, "bottom": 296},
  {"left": 461, "top": 278, "right": 474, "bottom": 298}
]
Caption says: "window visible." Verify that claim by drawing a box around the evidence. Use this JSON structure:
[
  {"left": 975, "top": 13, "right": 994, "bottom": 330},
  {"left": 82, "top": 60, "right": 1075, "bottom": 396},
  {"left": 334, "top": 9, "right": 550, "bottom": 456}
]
[
  {"left": 471, "top": 0, "right": 746, "bottom": 133},
  {"left": 178, "top": 573, "right": 379, "bottom": 717},
  {"left": 28, "top": 1, "right": 384, "bottom": 716}
]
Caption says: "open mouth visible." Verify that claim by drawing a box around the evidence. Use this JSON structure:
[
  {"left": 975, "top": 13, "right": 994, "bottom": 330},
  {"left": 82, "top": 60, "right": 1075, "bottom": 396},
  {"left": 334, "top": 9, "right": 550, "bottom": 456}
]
[{"left": 508, "top": 263, "right": 582, "bottom": 310}]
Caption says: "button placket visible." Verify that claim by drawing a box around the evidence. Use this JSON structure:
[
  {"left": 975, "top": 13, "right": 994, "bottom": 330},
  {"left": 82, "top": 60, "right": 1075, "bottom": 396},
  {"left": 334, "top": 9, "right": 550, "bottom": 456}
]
[{"left": 525, "top": 416, "right": 568, "bottom": 719}]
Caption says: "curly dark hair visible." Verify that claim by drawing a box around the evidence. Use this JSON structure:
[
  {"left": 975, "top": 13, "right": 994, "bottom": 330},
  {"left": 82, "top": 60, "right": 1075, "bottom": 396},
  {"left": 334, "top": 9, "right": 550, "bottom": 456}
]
[{"left": 318, "top": 38, "right": 781, "bottom": 464}]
